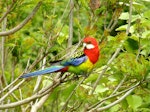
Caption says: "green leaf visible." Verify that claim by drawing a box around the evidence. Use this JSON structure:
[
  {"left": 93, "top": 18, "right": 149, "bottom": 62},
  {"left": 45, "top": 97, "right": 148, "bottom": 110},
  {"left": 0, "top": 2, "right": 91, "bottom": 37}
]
[
  {"left": 126, "top": 95, "right": 143, "bottom": 111},
  {"left": 108, "top": 75, "right": 117, "bottom": 82},
  {"left": 109, "top": 104, "right": 120, "bottom": 112},
  {"left": 42, "top": 79, "right": 52, "bottom": 88},
  {"left": 57, "top": 33, "right": 67, "bottom": 45},
  {"left": 84, "top": 73, "right": 99, "bottom": 83},
  {"left": 116, "top": 25, "right": 134, "bottom": 33},
  {"left": 124, "top": 38, "right": 139, "bottom": 53},
  {"left": 133, "top": 2, "right": 145, "bottom": 11},
  {"left": 95, "top": 85, "right": 109, "bottom": 93},
  {"left": 119, "top": 12, "right": 129, "bottom": 20},
  {"left": 4, "top": 43, "right": 16, "bottom": 47},
  {"left": 95, "top": 6, "right": 106, "bottom": 15},
  {"left": 81, "top": 84, "right": 92, "bottom": 90},
  {"left": 140, "top": 102, "right": 150, "bottom": 108},
  {"left": 142, "top": 94, "right": 150, "bottom": 106},
  {"left": 121, "top": 99, "right": 128, "bottom": 110},
  {"left": 146, "top": 73, "right": 150, "bottom": 82},
  {"left": 61, "top": 83, "right": 77, "bottom": 99},
  {"left": 142, "top": 31, "right": 150, "bottom": 39},
  {"left": 119, "top": 12, "right": 141, "bottom": 22},
  {"left": 57, "top": 25, "right": 68, "bottom": 45},
  {"left": 22, "top": 37, "right": 35, "bottom": 48},
  {"left": 138, "top": 108, "right": 150, "bottom": 112},
  {"left": 144, "top": 10, "right": 150, "bottom": 19}
]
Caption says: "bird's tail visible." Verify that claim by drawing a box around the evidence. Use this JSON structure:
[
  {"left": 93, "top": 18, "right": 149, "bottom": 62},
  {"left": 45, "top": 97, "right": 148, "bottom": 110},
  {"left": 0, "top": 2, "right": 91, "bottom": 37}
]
[{"left": 20, "top": 66, "right": 66, "bottom": 78}]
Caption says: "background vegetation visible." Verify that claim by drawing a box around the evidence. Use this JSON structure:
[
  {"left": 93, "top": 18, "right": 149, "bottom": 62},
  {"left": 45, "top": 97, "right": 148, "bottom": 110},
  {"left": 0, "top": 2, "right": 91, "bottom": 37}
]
[{"left": 0, "top": 0, "right": 150, "bottom": 111}]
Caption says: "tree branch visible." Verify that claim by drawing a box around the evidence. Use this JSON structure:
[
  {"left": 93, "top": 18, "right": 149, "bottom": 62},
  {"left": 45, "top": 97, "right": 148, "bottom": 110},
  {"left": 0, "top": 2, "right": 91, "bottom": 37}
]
[
  {"left": 87, "top": 81, "right": 140, "bottom": 111},
  {"left": 68, "top": 0, "right": 74, "bottom": 48},
  {"left": 59, "top": 77, "right": 86, "bottom": 112},
  {"left": 31, "top": 94, "right": 50, "bottom": 112},
  {"left": 96, "top": 84, "right": 135, "bottom": 111},
  {"left": 0, "top": 0, "right": 16, "bottom": 23},
  {"left": 0, "top": 1, "right": 42, "bottom": 36},
  {"left": 0, "top": 79, "right": 25, "bottom": 103},
  {"left": 1, "top": 16, "right": 8, "bottom": 88},
  {"left": 126, "top": 0, "right": 133, "bottom": 35},
  {"left": 0, "top": 74, "right": 66, "bottom": 110}
]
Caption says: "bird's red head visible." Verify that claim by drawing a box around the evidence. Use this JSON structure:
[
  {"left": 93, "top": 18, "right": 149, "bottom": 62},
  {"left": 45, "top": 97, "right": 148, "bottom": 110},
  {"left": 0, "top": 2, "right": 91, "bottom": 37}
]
[{"left": 83, "top": 37, "right": 100, "bottom": 64}]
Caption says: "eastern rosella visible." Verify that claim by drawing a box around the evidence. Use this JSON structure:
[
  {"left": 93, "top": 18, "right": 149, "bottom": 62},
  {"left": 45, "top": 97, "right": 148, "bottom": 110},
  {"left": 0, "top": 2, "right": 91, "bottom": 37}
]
[{"left": 20, "top": 37, "right": 100, "bottom": 78}]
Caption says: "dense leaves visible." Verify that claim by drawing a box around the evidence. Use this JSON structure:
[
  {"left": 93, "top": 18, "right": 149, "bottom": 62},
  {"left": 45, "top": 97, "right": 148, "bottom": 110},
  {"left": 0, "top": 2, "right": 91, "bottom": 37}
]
[{"left": 0, "top": 0, "right": 150, "bottom": 112}]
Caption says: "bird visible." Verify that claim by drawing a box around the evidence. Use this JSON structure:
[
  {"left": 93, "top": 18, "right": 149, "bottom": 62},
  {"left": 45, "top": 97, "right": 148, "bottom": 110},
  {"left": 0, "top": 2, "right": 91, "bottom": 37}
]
[{"left": 20, "top": 37, "right": 100, "bottom": 78}]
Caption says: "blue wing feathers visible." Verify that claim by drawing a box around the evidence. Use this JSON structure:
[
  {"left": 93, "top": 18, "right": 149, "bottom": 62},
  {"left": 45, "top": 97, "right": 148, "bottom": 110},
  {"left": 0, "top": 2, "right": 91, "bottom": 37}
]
[
  {"left": 20, "top": 66, "right": 65, "bottom": 78},
  {"left": 61, "top": 56, "right": 87, "bottom": 66}
]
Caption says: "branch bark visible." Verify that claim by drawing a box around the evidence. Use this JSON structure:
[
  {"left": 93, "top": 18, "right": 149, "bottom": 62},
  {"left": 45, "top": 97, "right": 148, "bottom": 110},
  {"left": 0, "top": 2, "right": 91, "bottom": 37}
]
[
  {"left": 126, "top": 0, "right": 133, "bottom": 35},
  {"left": 60, "top": 77, "right": 86, "bottom": 112},
  {"left": 0, "top": 1, "right": 42, "bottom": 36},
  {"left": 0, "top": 74, "right": 66, "bottom": 110},
  {"left": 0, "top": 0, "right": 16, "bottom": 23},
  {"left": 0, "top": 79, "right": 25, "bottom": 103},
  {"left": 30, "top": 94, "right": 50, "bottom": 112},
  {"left": 1, "top": 16, "right": 8, "bottom": 88},
  {"left": 87, "top": 81, "right": 140, "bottom": 111},
  {"left": 96, "top": 84, "right": 135, "bottom": 111},
  {"left": 68, "top": 0, "right": 74, "bottom": 48}
]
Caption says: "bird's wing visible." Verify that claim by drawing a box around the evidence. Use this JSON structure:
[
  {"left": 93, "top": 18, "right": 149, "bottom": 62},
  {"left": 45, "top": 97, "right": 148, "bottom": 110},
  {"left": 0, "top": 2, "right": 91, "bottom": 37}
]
[{"left": 61, "top": 55, "right": 88, "bottom": 66}]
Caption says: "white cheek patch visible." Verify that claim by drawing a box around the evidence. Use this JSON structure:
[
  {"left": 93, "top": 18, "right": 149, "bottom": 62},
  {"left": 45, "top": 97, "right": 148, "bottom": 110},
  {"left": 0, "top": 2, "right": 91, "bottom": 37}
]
[{"left": 86, "top": 44, "right": 95, "bottom": 49}]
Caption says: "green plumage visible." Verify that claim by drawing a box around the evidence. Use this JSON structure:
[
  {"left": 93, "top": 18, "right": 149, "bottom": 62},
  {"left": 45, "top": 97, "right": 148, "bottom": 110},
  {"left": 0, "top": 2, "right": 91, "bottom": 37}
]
[{"left": 68, "top": 59, "right": 94, "bottom": 74}]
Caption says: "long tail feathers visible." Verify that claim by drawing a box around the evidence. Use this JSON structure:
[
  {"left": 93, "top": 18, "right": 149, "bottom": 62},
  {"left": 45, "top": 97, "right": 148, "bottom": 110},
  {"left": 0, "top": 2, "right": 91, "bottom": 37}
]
[{"left": 20, "top": 66, "right": 66, "bottom": 78}]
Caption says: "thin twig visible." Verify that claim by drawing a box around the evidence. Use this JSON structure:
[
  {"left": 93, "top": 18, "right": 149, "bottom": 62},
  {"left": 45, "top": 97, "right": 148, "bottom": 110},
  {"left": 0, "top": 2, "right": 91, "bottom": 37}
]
[
  {"left": 0, "top": 79, "right": 25, "bottom": 103},
  {"left": 59, "top": 77, "right": 86, "bottom": 112},
  {"left": 0, "top": 77, "right": 20, "bottom": 94},
  {"left": 96, "top": 84, "right": 135, "bottom": 111},
  {"left": 68, "top": 0, "right": 74, "bottom": 48},
  {"left": 0, "top": 74, "right": 67, "bottom": 109},
  {"left": 111, "top": 75, "right": 126, "bottom": 95},
  {"left": 88, "top": 81, "right": 140, "bottom": 111},
  {"left": 1, "top": 14, "right": 8, "bottom": 89},
  {"left": 31, "top": 42, "right": 49, "bottom": 112},
  {"left": 92, "top": 75, "right": 127, "bottom": 108},
  {"left": 31, "top": 94, "right": 50, "bottom": 112},
  {"left": 0, "top": 0, "right": 16, "bottom": 23},
  {"left": 0, "top": 1, "right": 42, "bottom": 36},
  {"left": 0, "top": 57, "right": 30, "bottom": 95},
  {"left": 33, "top": 55, "right": 46, "bottom": 93},
  {"left": 126, "top": 0, "right": 132, "bottom": 35}
]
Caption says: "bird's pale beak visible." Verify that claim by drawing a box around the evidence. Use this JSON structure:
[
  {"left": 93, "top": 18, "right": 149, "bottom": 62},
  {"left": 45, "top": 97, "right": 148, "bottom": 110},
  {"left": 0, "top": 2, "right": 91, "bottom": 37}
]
[{"left": 83, "top": 43, "right": 87, "bottom": 48}]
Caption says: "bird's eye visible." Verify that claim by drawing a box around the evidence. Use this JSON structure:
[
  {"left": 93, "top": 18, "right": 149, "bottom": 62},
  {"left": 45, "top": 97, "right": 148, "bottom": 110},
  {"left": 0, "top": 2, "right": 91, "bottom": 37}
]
[{"left": 87, "top": 41, "right": 91, "bottom": 44}]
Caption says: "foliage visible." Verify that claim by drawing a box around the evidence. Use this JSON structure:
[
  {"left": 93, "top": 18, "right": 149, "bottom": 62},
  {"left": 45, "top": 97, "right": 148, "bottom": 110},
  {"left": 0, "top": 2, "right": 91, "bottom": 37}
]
[{"left": 0, "top": 0, "right": 150, "bottom": 112}]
